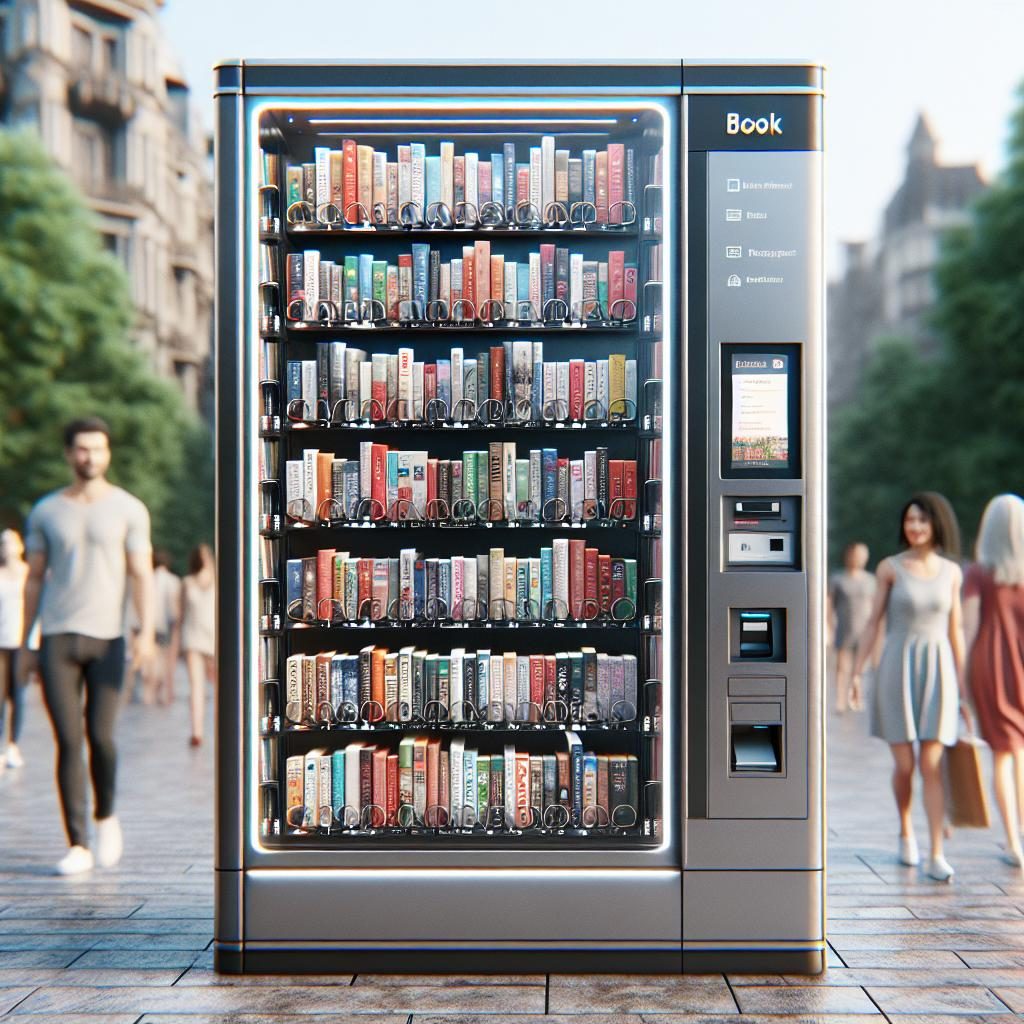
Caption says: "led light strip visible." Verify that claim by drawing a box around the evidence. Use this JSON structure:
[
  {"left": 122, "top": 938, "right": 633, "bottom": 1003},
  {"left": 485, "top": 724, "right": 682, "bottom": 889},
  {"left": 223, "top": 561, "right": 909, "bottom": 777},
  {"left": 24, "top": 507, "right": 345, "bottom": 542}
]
[
  {"left": 245, "top": 94, "right": 676, "bottom": 861},
  {"left": 307, "top": 117, "right": 620, "bottom": 126}
]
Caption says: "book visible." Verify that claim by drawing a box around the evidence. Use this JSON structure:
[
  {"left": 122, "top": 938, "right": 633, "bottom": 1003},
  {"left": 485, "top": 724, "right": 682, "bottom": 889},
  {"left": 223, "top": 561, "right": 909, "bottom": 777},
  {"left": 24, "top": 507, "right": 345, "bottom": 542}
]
[{"left": 607, "top": 143, "right": 625, "bottom": 224}]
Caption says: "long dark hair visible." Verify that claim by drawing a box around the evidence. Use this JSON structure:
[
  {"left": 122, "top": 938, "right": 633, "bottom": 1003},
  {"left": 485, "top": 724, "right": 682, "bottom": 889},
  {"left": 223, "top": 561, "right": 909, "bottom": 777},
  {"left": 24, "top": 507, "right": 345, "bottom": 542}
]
[
  {"left": 898, "top": 492, "right": 961, "bottom": 559},
  {"left": 188, "top": 543, "right": 214, "bottom": 576}
]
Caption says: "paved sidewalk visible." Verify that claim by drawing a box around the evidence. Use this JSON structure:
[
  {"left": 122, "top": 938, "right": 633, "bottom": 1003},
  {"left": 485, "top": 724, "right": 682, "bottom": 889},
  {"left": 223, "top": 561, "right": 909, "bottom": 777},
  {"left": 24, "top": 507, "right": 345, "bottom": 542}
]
[{"left": 2, "top": 681, "right": 1024, "bottom": 1021}]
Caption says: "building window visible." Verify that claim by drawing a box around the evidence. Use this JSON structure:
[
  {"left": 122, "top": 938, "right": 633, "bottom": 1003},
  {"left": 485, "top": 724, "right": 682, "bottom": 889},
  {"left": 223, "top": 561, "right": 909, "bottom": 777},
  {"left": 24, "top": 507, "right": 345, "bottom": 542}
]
[
  {"left": 101, "top": 35, "right": 118, "bottom": 74},
  {"left": 71, "top": 23, "right": 92, "bottom": 67},
  {"left": 72, "top": 118, "right": 112, "bottom": 192},
  {"left": 101, "top": 229, "right": 130, "bottom": 270},
  {"left": 69, "top": 6, "right": 125, "bottom": 75}
]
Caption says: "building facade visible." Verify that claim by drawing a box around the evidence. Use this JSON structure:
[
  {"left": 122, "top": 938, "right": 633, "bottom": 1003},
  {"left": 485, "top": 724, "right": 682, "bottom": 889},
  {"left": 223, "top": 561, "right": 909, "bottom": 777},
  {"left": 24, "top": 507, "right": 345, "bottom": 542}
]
[
  {"left": 0, "top": 0, "right": 212, "bottom": 413},
  {"left": 828, "top": 114, "right": 986, "bottom": 408}
]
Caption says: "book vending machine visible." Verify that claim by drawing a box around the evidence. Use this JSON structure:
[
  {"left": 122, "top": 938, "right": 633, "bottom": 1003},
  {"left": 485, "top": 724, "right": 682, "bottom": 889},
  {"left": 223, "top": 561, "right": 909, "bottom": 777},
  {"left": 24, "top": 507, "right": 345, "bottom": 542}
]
[{"left": 214, "top": 60, "right": 825, "bottom": 974}]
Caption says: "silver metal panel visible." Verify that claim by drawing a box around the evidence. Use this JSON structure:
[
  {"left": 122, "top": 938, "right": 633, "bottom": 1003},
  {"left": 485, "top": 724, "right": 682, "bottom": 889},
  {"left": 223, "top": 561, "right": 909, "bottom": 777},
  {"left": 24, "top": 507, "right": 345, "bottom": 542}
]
[
  {"left": 244, "top": 870, "right": 681, "bottom": 943},
  {"left": 728, "top": 676, "right": 785, "bottom": 697},
  {"left": 703, "top": 150, "right": 824, "bottom": 833},
  {"left": 215, "top": 870, "right": 243, "bottom": 944},
  {"left": 685, "top": 817, "right": 821, "bottom": 870},
  {"left": 242, "top": 845, "right": 678, "bottom": 871},
  {"left": 683, "top": 870, "right": 822, "bottom": 941}
]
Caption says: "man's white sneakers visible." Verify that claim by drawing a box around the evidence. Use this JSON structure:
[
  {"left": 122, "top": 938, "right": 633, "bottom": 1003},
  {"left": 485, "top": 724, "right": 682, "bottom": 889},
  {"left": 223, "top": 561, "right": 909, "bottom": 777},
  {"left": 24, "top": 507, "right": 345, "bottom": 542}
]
[
  {"left": 56, "top": 845, "right": 94, "bottom": 876},
  {"left": 5, "top": 745, "right": 23, "bottom": 769},
  {"left": 95, "top": 816, "right": 123, "bottom": 868}
]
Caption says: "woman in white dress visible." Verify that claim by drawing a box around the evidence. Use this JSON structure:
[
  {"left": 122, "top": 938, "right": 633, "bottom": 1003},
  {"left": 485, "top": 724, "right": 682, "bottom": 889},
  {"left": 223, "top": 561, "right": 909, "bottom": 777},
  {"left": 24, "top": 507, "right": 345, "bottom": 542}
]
[
  {"left": 180, "top": 544, "right": 215, "bottom": 747},
  {"left": 852, "top": 493, "right": 970, "bottom": 882}
]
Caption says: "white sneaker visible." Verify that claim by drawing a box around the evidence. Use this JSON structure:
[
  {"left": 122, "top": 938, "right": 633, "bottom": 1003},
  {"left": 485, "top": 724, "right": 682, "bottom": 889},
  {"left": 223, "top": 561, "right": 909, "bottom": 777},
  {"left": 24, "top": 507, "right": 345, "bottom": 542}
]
[
  {"left": 95, "top": 816, "right": 123, "bottom": 868},
  {"left": 6, "top": 744, "right": 23, "bottom": 769},
  {"left": 899, "top": 834, "right": 920, "bottom": 867},
  {"left": 1003, "top": 848, "right": 1024, "bottom": 868},
  {"left": 927, "top": 854, "right": 955, "bottom": 882},
  {"left": 56, "top": 845, "right": 94, "bottom": 876}
]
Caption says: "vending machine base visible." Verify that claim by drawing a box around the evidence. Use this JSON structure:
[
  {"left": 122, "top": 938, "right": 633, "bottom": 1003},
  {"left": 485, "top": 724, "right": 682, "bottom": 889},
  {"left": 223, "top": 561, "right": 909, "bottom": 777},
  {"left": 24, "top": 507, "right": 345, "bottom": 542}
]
[{"left": 214, "top": 943, "right": 824, "bottom": 976}]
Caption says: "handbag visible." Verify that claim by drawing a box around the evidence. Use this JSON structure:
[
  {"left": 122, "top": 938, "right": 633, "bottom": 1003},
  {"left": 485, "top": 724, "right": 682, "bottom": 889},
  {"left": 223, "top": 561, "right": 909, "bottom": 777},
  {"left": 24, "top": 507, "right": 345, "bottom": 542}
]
[{"left": 943, "top": 735, "right": 991, "bottom": 829}]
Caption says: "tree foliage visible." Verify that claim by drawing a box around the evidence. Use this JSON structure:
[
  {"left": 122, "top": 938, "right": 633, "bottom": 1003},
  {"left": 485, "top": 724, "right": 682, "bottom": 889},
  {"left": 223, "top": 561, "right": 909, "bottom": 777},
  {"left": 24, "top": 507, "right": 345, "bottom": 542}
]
[
  {"left": 0, "top": 128, "right": 212, "bottom": 571},
  {"left": 830, "top": 86, "right": 1024, "bottom": 566}
]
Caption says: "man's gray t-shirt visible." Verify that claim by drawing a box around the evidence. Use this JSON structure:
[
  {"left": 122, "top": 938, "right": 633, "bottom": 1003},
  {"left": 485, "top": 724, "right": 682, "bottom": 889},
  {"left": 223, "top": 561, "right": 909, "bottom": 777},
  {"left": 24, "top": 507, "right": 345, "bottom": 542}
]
[{"left": 25, "top": 486, "right": 152, "bottom": 640}]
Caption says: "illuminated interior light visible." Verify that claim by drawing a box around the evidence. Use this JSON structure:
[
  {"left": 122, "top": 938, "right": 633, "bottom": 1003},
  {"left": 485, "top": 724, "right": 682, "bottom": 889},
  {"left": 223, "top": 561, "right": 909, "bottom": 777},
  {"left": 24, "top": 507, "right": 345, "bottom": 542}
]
[
  {"left": 307, "top": 117, "right": 620, "bottom": 126},
  {"left": 245, "top": 95, "right": 676, "bottom": 858}
]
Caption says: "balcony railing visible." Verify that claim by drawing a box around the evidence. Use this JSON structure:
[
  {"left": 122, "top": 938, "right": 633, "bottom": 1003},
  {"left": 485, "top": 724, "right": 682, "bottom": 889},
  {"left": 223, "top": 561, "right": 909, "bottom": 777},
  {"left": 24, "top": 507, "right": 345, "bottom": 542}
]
[{"left": 68, "top": 67, "right": 136, "bottom": 122}]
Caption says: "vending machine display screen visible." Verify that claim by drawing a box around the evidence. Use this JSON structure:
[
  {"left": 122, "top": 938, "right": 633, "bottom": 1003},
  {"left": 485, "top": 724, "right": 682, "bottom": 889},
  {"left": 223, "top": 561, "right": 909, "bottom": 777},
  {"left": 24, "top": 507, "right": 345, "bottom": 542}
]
[{"left": 729, "top": 352, "right": 789, "bottom": 470}]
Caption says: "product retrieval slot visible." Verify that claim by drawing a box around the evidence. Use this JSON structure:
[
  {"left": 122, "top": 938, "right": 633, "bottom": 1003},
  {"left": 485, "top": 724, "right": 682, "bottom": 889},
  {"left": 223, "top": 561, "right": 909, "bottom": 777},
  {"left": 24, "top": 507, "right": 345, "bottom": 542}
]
[{"left": 731, "top": 724, "right": 781, "bottom": 773}]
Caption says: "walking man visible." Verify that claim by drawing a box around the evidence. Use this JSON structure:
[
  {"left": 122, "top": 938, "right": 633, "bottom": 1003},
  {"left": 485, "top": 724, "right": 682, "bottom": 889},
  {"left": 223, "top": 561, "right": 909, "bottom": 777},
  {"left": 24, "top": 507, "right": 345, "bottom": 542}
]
[{"left": 21, "top": 417, "right": 155, "bottom": 875}]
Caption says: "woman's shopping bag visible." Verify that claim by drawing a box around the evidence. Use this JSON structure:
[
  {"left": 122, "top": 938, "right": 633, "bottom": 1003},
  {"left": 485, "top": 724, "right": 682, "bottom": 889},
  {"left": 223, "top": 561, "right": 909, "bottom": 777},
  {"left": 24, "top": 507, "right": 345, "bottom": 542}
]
[{"left": 943, "top": 735, "right": 991, "bottom": 829}]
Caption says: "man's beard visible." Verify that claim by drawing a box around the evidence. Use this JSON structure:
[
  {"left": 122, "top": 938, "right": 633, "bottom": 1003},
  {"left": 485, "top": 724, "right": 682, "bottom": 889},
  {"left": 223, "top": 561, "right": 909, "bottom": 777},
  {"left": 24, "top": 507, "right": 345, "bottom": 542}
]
[{"left": 73, "top": 463, "right": 103, "bottom": 481}]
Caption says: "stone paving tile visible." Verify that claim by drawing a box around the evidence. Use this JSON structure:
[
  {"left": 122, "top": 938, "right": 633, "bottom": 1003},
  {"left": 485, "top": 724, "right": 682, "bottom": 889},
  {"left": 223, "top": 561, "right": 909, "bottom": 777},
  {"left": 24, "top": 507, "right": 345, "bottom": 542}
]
[
  {"left": 131, "top": 1015, "right": 432, "bottom": 1024},
  {"left": 127, "top": 905, "right": 214, "bottom": 920},
  {"left": 133, "top": 1017, "right": 530, "bottom": 1024},
  {"left": 87, "top": 934, "right": 212, "bottom": 951},
  {"left": 635, "top": 1017, "right": 887, "bottom": 1024},
  {"left": 0, "top": 968, "right": 181, "bottom": 988},
  {"left": 546, "top": 974, "right": 736, "bottom": 1014},
  {"left": 0, "top": 937, "right": 97, "bottom": 952},
  {"left": 830, "top": 932, "right": 1024, "bottom": 951},
  {"left": 827, "top": 883, "right": 1006, "bottom": 896},
  {"left": 887, "top": 1017, "right": 1021, "bottom": 1024},
  {"left": 0, "top": 951, "right": 80, "bottom": 969},
  {"left": 826, "top": 918, "right": 1024, "bottom": 935},
  {"left": 865, "top": 985, "right": 1012, "bottom": 1014},
  {"left": 0, "top": 1015, "right": 140, "bottom": 1023},
  {"left": 0, "top": 991, "right": 34, "bottom": 1016},
  {"left": 0, "top": 904, "right": 143, "bottom": 921},
  {"left": 825, "top": 947, "right": 845, "bottom": 968},
  {"left": 68, "top": 949, "right": 202, "bottom": 969},
  {"left": 352, "top": 974, "right": 546, "bottom": 986},
  {"left": 0, "top": 918, "right": 210, "bottom": 935},
  {"left": 412, "top": 1017, "right": 886, "bottom": 1024},
  {"left": 13, "top": 984, "right": 546, "bottom": 1014},
  {"left": 826, "top": 906, "right": 916, "bottom": 919},
  {"left": 837, "top": 949, "right": 968, "bottom": 969},
  {"left": 958, "top": 950, "right": 1024, "bottom": 968},
  {"left": 909, "top": 904, "right": 1024, "bottom": 920},
  {"left": 990, "top": 987, "right": 1024, "bottom": 1011},
  {"left": 732, "top": 985, "right": 879, "bottom": 1014},
  {"left": 737, "top": 968, "right": 1024, "bottom": 988},
  {"left": 174, "top": 967, "right": 356, "bottom": 986}
]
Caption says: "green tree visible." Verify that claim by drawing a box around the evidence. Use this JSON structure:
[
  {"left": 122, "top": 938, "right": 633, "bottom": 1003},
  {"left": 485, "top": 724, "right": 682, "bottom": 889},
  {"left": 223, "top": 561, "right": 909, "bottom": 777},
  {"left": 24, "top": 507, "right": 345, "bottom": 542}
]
[
  {"left": 830, "top": 84, "right": 1024, "bottom": 567},
  {"left": 0, "top": 128, "right": 212, "bottom": 569}
]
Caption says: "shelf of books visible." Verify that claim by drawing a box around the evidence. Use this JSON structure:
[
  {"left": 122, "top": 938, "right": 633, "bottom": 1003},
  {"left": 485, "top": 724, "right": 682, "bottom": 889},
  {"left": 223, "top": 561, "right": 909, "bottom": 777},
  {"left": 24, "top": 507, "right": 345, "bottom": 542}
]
[{"left": 252, "top": 105, "right": 666, "bottom": 849}]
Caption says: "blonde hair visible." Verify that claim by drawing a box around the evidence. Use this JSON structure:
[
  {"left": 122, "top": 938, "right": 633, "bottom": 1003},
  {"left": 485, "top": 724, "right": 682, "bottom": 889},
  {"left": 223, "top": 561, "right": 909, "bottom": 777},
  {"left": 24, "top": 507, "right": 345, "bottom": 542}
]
[{"left": 976, "top": 494, "right": 1024, "bottom": 586}]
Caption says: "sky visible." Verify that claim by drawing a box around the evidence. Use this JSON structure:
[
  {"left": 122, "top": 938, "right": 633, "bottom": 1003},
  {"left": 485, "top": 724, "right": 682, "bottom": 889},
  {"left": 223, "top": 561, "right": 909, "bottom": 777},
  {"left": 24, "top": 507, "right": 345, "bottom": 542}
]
[{"left": 160, "top": 0, "right": 1024, "bottom": 278}]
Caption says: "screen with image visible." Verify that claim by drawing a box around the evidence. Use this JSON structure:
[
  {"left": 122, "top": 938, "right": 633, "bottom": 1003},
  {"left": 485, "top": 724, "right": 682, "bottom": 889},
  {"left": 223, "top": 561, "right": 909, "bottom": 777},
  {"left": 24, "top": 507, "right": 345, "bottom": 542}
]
[{"left": 729, "top": 352, "right": 789, "bottom": 471}]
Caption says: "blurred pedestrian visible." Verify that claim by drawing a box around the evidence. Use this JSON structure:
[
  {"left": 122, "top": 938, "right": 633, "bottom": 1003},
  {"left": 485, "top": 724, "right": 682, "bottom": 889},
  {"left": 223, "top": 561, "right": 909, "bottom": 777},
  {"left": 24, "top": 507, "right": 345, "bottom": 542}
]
[
  {"left": 144, "top": 550, "right": 181, "bottom": 707},
  {"left": 828, "top": 541, "right": 876, "bottom": 713},
  {"left": 962, "top": 493, "right": 1024, "bottom": 868},
  {"left": 852, "top": 492, "right": 970, "bottom": 882},
  {"left": 0, "top": 529, "right": 29, "bottom": 770},
  {"left": 21, "top": 417, "right": 155, "bottom": 876},
  {"left": 181, "top": 543, "right": 215, "bottom": 748}
]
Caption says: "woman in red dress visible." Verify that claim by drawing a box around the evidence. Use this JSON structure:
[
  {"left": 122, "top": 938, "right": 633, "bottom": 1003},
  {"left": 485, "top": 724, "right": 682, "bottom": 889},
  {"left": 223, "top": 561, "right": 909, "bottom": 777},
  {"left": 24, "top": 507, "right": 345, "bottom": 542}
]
[{"left": 963, "top": 493, "right": 1024, "bottom": 868}]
